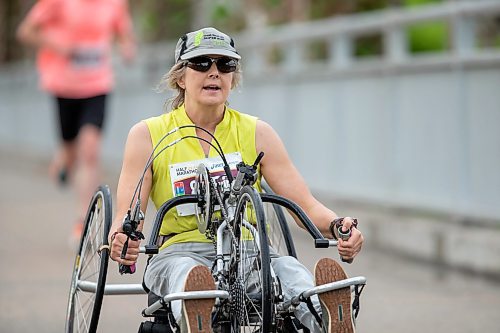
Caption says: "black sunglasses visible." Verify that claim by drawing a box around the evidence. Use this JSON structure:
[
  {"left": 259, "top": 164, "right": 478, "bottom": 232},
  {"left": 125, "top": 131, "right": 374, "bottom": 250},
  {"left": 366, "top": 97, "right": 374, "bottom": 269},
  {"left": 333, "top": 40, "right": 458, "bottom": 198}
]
[{"left": 186, "top": 56, "right": 238, "bottom": 73}]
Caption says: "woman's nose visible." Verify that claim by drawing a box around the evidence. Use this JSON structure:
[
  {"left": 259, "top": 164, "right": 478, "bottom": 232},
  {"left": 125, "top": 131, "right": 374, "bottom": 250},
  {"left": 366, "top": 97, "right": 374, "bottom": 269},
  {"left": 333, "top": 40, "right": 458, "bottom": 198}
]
[{"left": 207, "top": 62, "right": 219, "bottom": 77}]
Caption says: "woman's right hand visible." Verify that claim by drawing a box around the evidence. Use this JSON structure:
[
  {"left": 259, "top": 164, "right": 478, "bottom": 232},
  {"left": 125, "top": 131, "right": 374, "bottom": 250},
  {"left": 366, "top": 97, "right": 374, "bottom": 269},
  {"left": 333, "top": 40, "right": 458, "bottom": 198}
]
[{"left": 109, "top": 231, "right": 140, "bottom": 266}]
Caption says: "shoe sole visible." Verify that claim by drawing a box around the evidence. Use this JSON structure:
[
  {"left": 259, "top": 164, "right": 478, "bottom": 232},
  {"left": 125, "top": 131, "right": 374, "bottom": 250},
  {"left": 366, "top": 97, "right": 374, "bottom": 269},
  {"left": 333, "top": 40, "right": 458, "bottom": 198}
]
[
  {"left": 183, "top": 266, "right": 216, "bottom": 333},
  {"left": 315, "top": 258, "right": 354, "bottom": 333}
]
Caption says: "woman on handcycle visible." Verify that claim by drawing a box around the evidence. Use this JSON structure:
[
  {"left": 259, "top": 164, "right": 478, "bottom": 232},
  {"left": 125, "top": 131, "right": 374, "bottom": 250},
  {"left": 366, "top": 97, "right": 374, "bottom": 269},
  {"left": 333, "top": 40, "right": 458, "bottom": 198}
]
[{"left": 109, "top": 27, "right": 364, "bottom": 332}]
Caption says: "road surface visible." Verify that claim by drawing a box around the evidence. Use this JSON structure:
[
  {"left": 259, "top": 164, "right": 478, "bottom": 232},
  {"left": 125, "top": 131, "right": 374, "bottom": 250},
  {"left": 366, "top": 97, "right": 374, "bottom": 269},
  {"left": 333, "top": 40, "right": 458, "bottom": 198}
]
[{"left": 1, "top": 150, "right": 499, "bottom": 332}]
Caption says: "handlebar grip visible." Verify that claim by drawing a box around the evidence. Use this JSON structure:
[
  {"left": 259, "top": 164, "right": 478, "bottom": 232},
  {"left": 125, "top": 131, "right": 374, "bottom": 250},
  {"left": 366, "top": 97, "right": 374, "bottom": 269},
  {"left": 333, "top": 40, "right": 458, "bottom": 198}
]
[
  {"left": 119, "top": 263, "right": 136, "bottom": 274},
  {"left": 337, "top": 227, "right": 352, "bottom": 241},
  {"left": 118, "top": 235, "right": 136, "bottom": 274},
  {"left": 338, "top": 227, "right": 354, "bottom": 263}
]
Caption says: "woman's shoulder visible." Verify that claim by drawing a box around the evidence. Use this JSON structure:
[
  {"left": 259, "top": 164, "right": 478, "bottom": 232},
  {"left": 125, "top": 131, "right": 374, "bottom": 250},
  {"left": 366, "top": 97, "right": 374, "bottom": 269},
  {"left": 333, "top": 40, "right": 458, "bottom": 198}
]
[
  {"left": 226, "top": 106, "right": 258, "bottom": 124},
  {"left": 143, "top": 112, "right": 175, "bottom": 131},
  {"left": 141, "top": 112, "right": 177, "bottom": 144},
  {"left": 128, "top": 121, "right": 150, "bottom": 139}
]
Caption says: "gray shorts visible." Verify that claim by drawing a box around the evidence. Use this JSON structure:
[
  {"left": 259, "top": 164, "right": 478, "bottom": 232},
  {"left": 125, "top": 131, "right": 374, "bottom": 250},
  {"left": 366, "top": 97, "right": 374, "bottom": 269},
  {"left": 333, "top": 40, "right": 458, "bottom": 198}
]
[{"left": 143, "top": 242, "right": 322, "bottom": 332}]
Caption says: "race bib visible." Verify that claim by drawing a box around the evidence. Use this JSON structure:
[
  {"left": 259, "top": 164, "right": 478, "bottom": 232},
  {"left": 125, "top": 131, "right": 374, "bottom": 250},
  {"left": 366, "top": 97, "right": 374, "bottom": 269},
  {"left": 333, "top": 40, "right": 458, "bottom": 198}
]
[
  {"left": 70, "top": 47, "right": 105, "bottom": 69},
  {"left": 169, "top": 152, "right": 242, "bottom": 216}
]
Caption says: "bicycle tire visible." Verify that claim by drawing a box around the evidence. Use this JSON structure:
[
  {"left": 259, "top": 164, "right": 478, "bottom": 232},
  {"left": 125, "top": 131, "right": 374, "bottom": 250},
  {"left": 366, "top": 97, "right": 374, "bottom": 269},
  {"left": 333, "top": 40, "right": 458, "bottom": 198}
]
[
  {"left": 230, "top": 185, "right": 274, "bottom": 332},
  {"left": 65, "top": 185, "right": 112, "bottom": 333}
]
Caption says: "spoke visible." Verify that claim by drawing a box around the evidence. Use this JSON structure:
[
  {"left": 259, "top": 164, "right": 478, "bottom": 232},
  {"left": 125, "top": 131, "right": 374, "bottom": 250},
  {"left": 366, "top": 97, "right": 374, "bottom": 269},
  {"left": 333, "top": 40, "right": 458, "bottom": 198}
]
[
  {"left": 239, "top": 234, "right": 264, "bottom": 330},
  {"left": 232, "top": 190, "right": 269, "bottom": 333},
  {"left": 79, "top": 207, "right": 104, "bottom": 279},
  {"left": 243, "top": 292, "right": 262, "bottom": 322},
  {"left": 79, "top": 269, "right": 100, "bottom": 284},
  {"left": 80, "top": 244, "right": 100, "bottom": 279},
  {"left": 75, "top": 292, "right": 91, "bottom": 332}
]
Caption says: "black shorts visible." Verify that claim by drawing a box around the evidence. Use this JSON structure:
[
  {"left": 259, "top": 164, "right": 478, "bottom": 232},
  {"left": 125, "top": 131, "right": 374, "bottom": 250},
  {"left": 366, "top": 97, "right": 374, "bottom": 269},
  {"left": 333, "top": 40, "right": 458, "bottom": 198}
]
[{"left": 55, "top": 94, "right": 107, "bottom": 141}]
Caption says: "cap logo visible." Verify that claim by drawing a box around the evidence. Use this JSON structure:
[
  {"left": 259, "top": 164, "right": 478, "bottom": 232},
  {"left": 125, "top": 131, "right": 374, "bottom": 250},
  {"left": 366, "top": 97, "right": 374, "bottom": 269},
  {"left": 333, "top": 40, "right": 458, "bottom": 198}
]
[
  {"left": 194, "top": 31, "right": 204, "bottom": 46},
  {"left": 175, "top": 27, "right": 240, "bottom": 61}
]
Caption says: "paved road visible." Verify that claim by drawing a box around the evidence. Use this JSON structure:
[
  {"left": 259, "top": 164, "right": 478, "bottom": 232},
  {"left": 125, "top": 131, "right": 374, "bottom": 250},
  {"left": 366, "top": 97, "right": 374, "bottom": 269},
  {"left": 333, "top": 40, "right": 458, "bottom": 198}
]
[{"left": 1, "top": 150, "right": 499, "bottom": 333}]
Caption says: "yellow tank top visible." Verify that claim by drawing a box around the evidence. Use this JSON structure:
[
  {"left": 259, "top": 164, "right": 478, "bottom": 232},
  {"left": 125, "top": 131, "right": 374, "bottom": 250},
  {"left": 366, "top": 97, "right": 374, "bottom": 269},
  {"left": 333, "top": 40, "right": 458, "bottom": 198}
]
[{"left": 144, "top": 105, "right": 261, "bottom": 248}]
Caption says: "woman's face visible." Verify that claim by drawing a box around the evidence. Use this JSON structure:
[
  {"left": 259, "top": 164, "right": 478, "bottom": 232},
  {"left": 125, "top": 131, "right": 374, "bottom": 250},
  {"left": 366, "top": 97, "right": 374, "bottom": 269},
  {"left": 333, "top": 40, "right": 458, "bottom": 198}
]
[{"left": 179, "top": 55, "right": 234, "bottom": 108}]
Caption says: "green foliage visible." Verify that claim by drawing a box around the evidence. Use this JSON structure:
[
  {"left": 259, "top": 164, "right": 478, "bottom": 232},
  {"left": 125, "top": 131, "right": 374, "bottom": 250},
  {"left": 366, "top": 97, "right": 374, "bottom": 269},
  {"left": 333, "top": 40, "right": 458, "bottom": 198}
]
[
  {"left": 264, "top": 0, "right": 281, "bottom": 8},
  {"left": 136, "top": 0, "right": 190, "bottom": 42},
  {"left": 495, "top": 37, "right": 500, "bottom": 48},
  {"left": 407, "top": 21, "right": 448, "bottom": 53},
  {"left": 356, "top": 0, "right": 392, "bottom": 12},
  {"left": 404, "top": 0, "right": 448, "bottom": 53},
  {"left": 404, "top": 0, "right": 440, "bottom": 7},
  {"left": 310, "top": 0, "right": 392, "bottom": 20},
  {"left": 355, "top": 35, "right": 383, "bottom": 57},
  {"left": 212, "top": 4, "right": 230, "bottom": 22},
  {"left": 208, "top": 2, "right": 246, "bottom": 32},
  {"left": 308, "top": 40, "right": 328, "bottom": 61}
]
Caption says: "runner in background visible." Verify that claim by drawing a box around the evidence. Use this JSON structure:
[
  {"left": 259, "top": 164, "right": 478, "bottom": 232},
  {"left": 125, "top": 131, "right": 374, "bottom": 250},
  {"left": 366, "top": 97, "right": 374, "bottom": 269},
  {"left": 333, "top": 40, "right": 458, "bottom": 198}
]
[{"left": 17, "top": 0, "right": 135, "bottom": 245}]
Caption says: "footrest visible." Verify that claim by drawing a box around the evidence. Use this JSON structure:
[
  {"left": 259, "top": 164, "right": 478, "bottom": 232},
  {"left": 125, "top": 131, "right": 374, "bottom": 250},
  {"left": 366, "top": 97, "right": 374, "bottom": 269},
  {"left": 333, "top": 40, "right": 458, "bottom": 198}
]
[
  {"left": 143, "top": 290, "right": 230, "bottom": 316},
  {"left": 276, "top": 276, "right": 366, "bottom": 313},
  {"left": 302, "top": 276, "right": 367, "bottom": 299}
]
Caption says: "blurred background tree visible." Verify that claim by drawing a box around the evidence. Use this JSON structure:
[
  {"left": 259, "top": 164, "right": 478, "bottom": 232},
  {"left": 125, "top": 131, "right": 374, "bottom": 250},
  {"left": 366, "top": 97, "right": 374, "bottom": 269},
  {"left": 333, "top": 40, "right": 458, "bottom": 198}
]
[
  {"left": 405, "top": 0, "right": 449, "bottom": 53},
  {"left": 0, "top": 0, "right": 32, "bottom": 62},
  {"left": 1, "top": 0, "right": 498, "bottom": 64}
]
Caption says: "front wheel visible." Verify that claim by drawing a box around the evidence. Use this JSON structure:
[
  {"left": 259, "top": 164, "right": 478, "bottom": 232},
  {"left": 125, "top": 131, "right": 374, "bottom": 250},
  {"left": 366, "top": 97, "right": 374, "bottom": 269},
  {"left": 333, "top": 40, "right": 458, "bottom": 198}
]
[
  {"left": 229, "top": 185, "right": 274, "bottom": 332},
  {"left": 65, "top": 185, "right": 112, "bottom": 333}
]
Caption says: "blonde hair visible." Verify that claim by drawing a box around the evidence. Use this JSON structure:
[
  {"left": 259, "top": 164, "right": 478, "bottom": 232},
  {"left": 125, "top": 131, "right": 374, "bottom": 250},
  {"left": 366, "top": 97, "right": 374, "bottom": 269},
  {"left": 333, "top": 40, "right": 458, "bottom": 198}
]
[{"left": 157, "top": 61, "right": 243, "bottom": 111}]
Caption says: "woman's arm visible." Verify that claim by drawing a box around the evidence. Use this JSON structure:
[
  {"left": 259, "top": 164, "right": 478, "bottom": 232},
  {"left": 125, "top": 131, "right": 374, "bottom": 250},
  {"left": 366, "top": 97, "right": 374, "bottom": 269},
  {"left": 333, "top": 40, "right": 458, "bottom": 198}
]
[
  {"left": 114, "top": 0, "right": 136, "bottom": 64},
  {"left": 16, "top": 7, "right": 71, "bottom": 56},
  {"left": 256, "top": 120, "right": 363, "bottom": 261},
  {"left": 109, "top": 121, "right": 153, "bottom": 266}
]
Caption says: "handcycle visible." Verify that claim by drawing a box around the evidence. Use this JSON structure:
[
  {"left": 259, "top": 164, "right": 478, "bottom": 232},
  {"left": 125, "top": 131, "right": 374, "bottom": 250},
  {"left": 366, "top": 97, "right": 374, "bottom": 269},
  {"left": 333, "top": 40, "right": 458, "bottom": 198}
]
[{"left": 65, "top": 125, "right": 367, "bottom": 332}]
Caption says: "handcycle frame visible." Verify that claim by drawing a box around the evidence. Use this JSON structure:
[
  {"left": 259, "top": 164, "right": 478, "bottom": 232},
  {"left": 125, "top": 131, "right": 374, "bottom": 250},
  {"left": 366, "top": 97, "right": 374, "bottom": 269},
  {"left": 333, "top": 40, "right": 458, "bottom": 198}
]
[
  {"left": 67, "top": 182, "right": 366, "bottom": 333},
  {"left": 65, "top": 125, "right": 366, "bottom": 333},
  {"left": 141, "top": 187, "right": 367, "bottom": 322}
]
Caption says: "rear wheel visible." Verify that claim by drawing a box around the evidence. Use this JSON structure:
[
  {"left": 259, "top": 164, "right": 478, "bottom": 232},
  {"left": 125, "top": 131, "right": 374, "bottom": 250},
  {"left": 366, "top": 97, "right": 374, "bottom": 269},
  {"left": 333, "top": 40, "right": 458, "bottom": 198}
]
[
  {"left": 65, "top": 185, "right": 112, "bottom": 333},
  {"left": 229, "top": 185, "right": 274, "bottom": 332}
]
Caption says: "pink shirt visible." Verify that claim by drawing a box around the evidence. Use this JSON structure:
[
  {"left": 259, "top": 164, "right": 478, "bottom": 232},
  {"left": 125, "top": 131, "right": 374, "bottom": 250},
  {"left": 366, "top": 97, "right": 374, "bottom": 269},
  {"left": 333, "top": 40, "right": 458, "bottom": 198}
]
[{"left": 25, "top": 0, "right": 133, "bottom": 98}]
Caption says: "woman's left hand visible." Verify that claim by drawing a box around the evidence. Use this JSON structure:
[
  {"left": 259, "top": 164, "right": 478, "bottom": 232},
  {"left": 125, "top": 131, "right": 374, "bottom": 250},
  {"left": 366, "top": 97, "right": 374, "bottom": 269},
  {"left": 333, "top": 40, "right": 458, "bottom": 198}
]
[{"left": 337, "top": 217, "right": 364, "bottom": 262}]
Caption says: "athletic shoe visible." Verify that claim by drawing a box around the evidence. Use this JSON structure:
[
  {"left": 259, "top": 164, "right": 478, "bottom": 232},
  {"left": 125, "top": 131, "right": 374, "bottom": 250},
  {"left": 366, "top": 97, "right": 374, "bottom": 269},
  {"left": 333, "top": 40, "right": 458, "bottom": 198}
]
[
  {"left": 48, "top": 157, "right": 69, "bottom": 187},
  {"left": 58, "top": 168, "right": 68, "bottom": 186},
  {"left": 182, "top": 265, "right": 216, "bottom": 332},
  {"left": 315, "top": 258, "right": 355, "bottom": 333}
]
